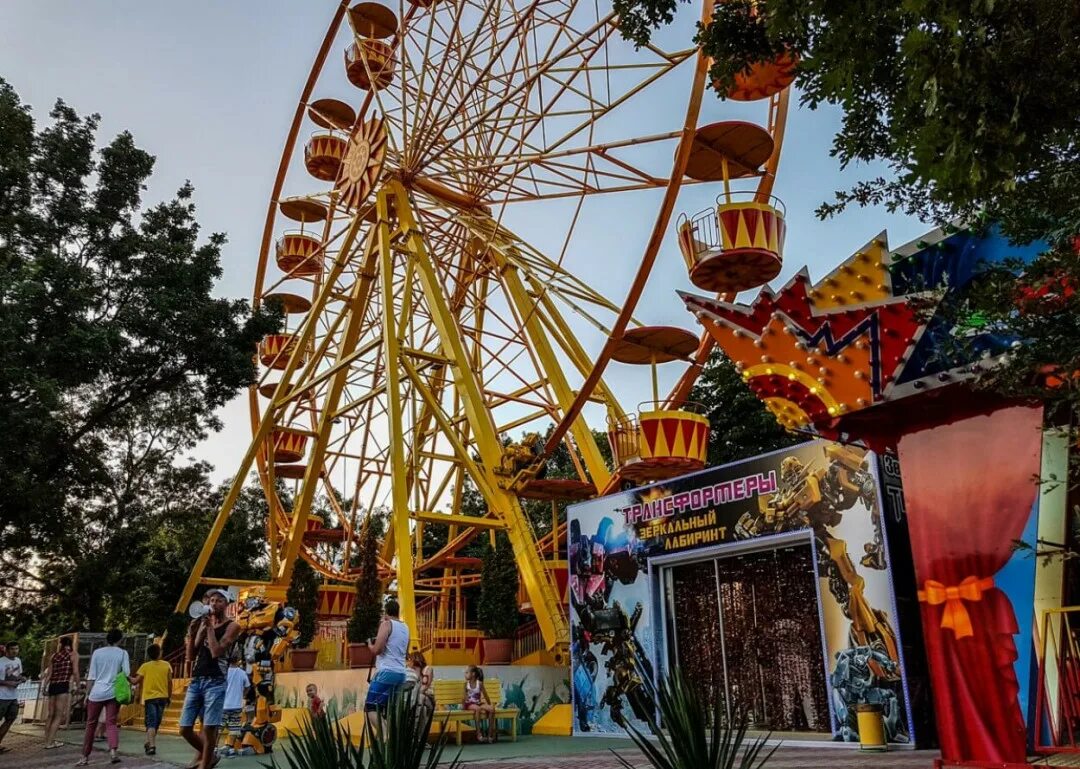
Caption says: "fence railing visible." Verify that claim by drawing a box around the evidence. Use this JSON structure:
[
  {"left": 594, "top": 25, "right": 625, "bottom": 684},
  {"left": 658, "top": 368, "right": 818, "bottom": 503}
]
[{"left": 512, "top": 621, "right": 545, "bottom": 662}]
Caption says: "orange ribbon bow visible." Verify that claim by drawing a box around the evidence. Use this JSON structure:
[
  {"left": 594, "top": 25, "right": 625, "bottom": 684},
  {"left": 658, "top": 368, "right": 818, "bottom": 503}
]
[{"left": 917, "top": 576, "right": 995, "bottom": 640}]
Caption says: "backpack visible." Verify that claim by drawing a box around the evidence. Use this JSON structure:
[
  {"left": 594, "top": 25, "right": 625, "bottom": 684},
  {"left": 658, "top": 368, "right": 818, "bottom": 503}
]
[{"left": 114, "top": 672, "right": 132, "bottom": 705}]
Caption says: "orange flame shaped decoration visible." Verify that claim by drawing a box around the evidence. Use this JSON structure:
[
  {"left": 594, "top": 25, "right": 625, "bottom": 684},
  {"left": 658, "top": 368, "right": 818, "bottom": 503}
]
[{"left": 680, "top": 233, "right": 927, "bottom": 430}]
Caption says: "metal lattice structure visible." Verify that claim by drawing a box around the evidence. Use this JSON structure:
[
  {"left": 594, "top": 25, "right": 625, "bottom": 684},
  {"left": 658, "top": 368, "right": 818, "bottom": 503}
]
[{"left": 179, "top": 0, "right": 791, "bottom": 659}]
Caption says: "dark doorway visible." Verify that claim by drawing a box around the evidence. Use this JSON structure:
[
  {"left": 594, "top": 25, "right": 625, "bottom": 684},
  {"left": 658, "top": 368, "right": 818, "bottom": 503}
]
[{"left": 667, "top": 541, "right": 831, "bottom": 732}]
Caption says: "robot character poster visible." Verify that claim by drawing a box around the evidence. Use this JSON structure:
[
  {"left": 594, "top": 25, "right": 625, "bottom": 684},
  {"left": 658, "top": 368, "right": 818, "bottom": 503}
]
[{"left": 567, "top": 439, "right": 913, "bottom": 742}]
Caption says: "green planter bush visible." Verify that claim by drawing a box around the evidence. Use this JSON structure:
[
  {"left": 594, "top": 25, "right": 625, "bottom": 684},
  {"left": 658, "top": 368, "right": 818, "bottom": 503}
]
[
  {"left": 286, "top": 558, "right": 320, "bottom": 649},
  {"left": 478, "top": 537, "right": 520, "bottom": 641}
]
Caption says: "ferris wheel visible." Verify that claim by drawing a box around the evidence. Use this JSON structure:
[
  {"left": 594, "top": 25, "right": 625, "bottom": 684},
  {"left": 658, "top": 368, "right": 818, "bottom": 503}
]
[{"left": 179, "top": 0, "right": 793, "bottom": 657}]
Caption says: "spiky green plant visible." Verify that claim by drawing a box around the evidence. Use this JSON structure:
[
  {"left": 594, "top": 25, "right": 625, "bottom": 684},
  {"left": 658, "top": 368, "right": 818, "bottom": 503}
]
[
  {"left": 366, "top": 692, "right": 462, "bottom": 769},
  {"left": 263, "top": 710, "right": 364, "bottom": 769},
  {"left": 613, "top": 669, "right": 777, "bottom": 769}
]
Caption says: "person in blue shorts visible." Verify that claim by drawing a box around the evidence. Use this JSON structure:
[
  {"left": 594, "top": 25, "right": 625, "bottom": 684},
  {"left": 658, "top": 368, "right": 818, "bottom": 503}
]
[
  {"left": 180, "top": 589, "right": 240, "bottom": 769},
  {"left": 364, "top": 597, "right": 410, "bottom": 728}
]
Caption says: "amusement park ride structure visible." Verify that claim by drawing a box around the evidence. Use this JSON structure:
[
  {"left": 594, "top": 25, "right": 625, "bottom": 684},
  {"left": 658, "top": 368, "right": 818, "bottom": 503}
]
[{"left": 177, "top": 0, "right": 796, "bottom": 663}]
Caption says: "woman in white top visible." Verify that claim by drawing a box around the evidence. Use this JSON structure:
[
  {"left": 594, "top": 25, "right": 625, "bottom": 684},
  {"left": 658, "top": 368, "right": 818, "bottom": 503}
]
[
  {"left": 79, "top": 629, "right": 130, "bottom": 766},
  {"left": 363, "top": 597, "right": 410, "bottom": 725}
]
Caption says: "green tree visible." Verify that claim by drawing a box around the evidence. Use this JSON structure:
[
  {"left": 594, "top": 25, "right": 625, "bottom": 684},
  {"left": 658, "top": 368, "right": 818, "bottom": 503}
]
[
  {"left": 0, "top": 77, "right": 279, "bottom": 555},
  {"left": 286, "top": 559, "right": 321, "bottom": 648},
  {"left": 346, "top": 523, "right": 383, "bottom": 644},
  {"left": 477, "top": 535, "right": 521, "bottom": 639},
  {"left": 689, "top": 351, "right": 802, "bottom": 465},
  {"left": 614, "top": 1, "right": 1080, "bottom": 419}
]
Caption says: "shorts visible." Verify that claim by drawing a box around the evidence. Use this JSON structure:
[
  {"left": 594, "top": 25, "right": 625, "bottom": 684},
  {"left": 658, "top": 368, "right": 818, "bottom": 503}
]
[
  {"left": 364, "top": 670, "right": 406, "bottom": 712},
  {"left": 0, "top": 699, "right": 18, "bottom": 724},
  {"left": 178, "top": 676, "right": 226, "bottom": 728},
  {"left": 144, "top": 698, "right": 169, "bottom": 730},
  {"left": 223, "top": 708, "right": 243, "bottom": 738},
  {"left": 47, "top": 681, "right": 71, "bottom": 696}
]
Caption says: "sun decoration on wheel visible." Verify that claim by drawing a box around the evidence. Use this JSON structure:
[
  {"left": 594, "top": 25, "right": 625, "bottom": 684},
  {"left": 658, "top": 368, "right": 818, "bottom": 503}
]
[
  {"left": 180, "top": 0, "right": 795, "bottom": 659},
  {"left": 336, "top": 117, "right": 385, "bottom": 211}
]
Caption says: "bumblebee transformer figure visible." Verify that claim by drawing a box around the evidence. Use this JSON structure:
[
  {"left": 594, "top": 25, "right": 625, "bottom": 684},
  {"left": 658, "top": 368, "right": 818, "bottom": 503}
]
[
  {"left": 222, "top": 587, "right": 300, "bottom": 756},
  {"left": 735, "top": 445, "right": 898, "bottom": 677}
]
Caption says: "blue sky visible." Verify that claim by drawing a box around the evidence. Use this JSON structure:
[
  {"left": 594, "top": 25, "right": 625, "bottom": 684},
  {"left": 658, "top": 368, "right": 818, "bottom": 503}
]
[{"left": 0, "top": 2, "right": 930, "bottom": 481}]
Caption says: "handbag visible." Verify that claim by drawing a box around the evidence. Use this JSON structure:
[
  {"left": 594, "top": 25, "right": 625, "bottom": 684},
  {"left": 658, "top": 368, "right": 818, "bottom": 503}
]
[{"left": 113, "top": 673, "right": 132, "bottom": 705}]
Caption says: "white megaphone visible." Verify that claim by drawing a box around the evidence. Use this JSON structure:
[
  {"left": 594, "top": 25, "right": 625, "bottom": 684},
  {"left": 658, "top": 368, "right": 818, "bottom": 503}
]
[{"left": 188, "top": 601, "right": 211, "bottom": 620}]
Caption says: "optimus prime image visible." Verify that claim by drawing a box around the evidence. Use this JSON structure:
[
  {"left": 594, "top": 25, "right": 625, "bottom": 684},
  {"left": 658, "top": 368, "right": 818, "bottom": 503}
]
[
  {"left": 569, "top": 517, "right": 655, "bottom": 731},
  {"left": 831, "top": 645, "right": 909, "bottom": 743},
  {"left": 220, "top": 588, "right": 300, "bottom": 757},
  {"left": 734, "top": 445, "right": 900, "bottom": 679}
]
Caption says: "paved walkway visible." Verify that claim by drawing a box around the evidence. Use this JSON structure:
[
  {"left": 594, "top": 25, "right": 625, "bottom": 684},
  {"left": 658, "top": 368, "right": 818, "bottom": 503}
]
[
  {"left": 465, "top": 743, "right": 939, "bottom": 768},
  {"left": 0, "top": 725, "right": 171, "bottom": 768},
  {"left": 0, "top": 724, "right": 940, "bottom": 768}
]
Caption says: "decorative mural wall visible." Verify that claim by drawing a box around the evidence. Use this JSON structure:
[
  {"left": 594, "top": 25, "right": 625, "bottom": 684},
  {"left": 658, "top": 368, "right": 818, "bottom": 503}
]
[
  {"left": 274, "top": 665, "right": 569, "bottom": 735},
  {"left": 567, "top": 440, "right": 914, "bottom": 742}
]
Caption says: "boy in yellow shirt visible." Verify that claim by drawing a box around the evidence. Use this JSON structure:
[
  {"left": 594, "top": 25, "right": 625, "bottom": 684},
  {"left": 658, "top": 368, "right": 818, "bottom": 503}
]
[{"left": 134, "top": 644, "right": 172, "bottom": 756}]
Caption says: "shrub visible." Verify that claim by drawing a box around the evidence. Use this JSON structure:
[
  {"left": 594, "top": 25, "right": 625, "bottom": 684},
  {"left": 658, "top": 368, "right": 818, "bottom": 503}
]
[
  {"left": 478, "top": 536, "right": 520, "bottom": 639},
  {"left": 286, "top": 558, "right": 320, "bottom": 648},
  {"left": 347, "top": 523, "right": 382, "bottom": 644},
  {"left": 614, "top": 668, "right": 776, "bottom": 769}
]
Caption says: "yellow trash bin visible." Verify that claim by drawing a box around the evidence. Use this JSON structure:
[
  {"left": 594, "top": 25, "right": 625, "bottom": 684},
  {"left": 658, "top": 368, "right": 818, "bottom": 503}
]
[{"left": 854, "top": 703, "right": 887, "bottom": 752}]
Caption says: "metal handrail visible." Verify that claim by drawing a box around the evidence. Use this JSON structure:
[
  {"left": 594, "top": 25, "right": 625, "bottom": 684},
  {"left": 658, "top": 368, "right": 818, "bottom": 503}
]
[
  {"left": 345, "top": 39, "right": 394, "bottom": 64},
  {"left": 637, "top": 400, "right": 708, "bottom": 415},
  {"left": 277, "top": 229, "right": 322, "bottom": 241},
  {"left": 715, "top": 190, "right": 787, "bottom": 216}
]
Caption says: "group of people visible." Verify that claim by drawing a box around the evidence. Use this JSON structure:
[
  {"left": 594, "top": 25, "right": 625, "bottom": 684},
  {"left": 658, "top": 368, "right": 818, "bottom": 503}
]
[
  {"left": 361, "top": 598, "right": 499, "bottom": 743},
  {"left": 0, "top": 590, "right": 505, "bottom": 765}
]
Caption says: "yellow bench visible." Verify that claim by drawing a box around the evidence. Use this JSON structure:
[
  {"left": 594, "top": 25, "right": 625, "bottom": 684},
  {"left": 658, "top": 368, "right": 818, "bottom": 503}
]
[{"left": 431, "top": 678, "right": 519, "bottom": 745}]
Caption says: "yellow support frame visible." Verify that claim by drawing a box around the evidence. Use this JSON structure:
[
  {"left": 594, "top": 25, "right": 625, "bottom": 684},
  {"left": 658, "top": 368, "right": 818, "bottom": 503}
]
[
  {"left": 382, "top": 181, "right": 569, "bottom": 655},
  {"left": 178, "top": 180, "right": 589, "bottom": 657}
]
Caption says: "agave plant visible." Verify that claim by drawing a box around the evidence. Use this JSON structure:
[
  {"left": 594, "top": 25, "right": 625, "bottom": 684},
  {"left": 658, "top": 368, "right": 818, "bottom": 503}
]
[
  {"left": 613, "top": 669, "right": 777, "bottom": 769},
  {"left": 365, "top": 691, "right": 462, "bottom": 769},
  {"left": 265, "top": 692, "right": 461, "bottom": 769},
  {"left": 264, "top": 708, "right": 364, "bottom": 769}
]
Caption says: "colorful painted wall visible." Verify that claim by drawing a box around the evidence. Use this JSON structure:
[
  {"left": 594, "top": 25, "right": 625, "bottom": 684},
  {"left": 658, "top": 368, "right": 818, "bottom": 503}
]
[
  {"left": 274, "top": 664, "right": 569, "bottom": 735},
  {"left": 567, "top": 440, "right": 915, "bottom": 741}
]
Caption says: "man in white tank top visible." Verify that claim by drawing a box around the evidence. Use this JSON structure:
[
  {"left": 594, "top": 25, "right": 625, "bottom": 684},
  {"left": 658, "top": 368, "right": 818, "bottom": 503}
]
[{"left": 364, "top": 597, "right": 410, "bottom": 722}]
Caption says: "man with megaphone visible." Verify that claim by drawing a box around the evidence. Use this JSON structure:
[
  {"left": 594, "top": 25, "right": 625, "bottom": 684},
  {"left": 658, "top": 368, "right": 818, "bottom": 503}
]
[{"left": 179, "top": 588, "right": 240, "bottom": 769}]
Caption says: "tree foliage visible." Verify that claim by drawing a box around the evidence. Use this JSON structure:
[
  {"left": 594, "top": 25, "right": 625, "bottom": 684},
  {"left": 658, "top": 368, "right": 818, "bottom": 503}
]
[
  {"left": 287, "top": 559, "right": 321, "bottom": 649},
  {"left": 689, "top": 351, "right": 802, "bottom": 466},
  {"left": 477, "top": 535, "right": 521, "bottom": 639},
  {"left": 0, "top": 78, "right": 276, "bottom": 655},
  {"left": 0, "top": 77, "right": 279, "bottom": 554},
  {"left": 614, "top": 1, "right": 1080, "bottom": 421},
  {"left": 347, "top": 522, "right": 383, "bottom": 644}
]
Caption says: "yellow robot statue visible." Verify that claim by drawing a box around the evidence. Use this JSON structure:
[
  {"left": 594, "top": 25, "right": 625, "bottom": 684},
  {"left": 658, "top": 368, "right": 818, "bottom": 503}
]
[
  {"left": 737, "top": 446, "right": 898, "bottom": 679},
  {"left": 497, "top": 431, "right": 546, "bottom": 479},
  {"left": 223, "top": 587, "right": 300, "bottom": 757}
]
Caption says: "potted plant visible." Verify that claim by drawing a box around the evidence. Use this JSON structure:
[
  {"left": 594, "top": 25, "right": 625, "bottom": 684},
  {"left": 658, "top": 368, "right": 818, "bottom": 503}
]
[
  {"left": 478, "top": 536, "right": 520, "bottom": 665},
  {"left": 286, "top": 558, "right": 320, "bottom": 671},
  {"left": 346, "top": 523, "right": 382, "bottom": 668}
]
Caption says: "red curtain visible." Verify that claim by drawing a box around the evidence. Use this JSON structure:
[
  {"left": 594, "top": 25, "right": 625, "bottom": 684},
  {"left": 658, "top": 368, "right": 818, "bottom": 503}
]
[{"left": 896, "top": 404, "right": 1043, "bottom": 763}]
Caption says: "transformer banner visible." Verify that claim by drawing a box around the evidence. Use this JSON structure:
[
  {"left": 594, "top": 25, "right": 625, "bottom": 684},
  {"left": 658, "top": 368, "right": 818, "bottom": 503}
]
[{"left": 567, "top": 439, "right": 914, "bottom": 742}]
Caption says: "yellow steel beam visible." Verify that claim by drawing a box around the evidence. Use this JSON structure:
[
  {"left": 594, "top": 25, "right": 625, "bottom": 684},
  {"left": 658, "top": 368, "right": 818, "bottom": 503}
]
[
  {"left": 496, "top": 254, "right": 612, "bottom": 489},
  {"left": 526, "top": 272, "right": 627, "bottom": 421},
  {"left": 175, "top": 216, "right": 363, "bottom": 613},
  {"left": 410, "top": 511, "right": 508, "bottom": 529},
  {"left": 377, "top": 184, "right": 420, "bottom": 647},
  {"left": 273, "top": 229, "right": 379, "bottom": 589},
  {"left": 387, "top": 180, "right": 569, "bottom": 654}
]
